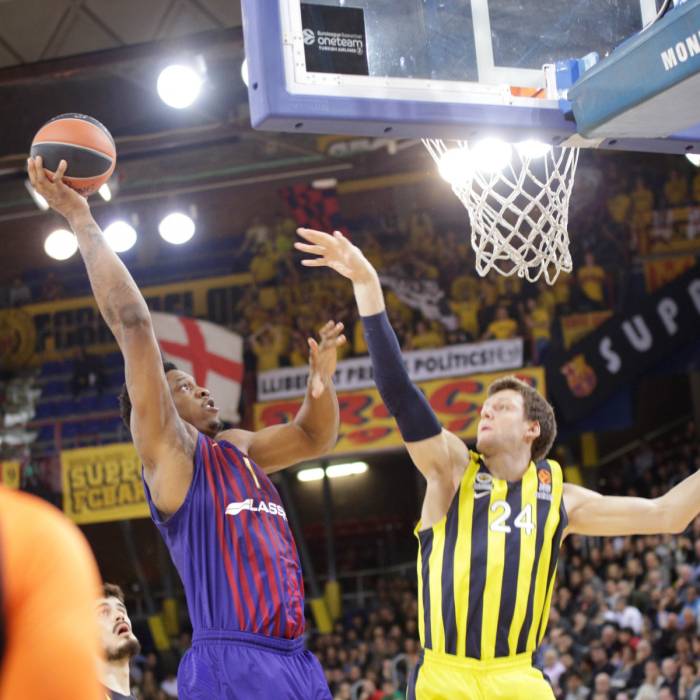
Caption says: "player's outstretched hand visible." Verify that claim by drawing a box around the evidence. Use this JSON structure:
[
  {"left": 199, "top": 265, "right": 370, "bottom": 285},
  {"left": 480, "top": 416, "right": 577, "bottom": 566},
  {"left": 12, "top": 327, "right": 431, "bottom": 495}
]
[
  {"left": 295, "top": 228, "right": 377, "bottom": 285},
  {"left": 27, "top": 156, "right": 89, "bottom": 221},
  {"left": 308, "top": 320, "right": 346, "bottom": 398}
]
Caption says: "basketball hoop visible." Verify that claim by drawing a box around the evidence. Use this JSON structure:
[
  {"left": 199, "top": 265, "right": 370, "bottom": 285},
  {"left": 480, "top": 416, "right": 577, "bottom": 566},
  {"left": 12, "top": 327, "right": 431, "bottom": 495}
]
[{"left": 423, "top": 138, "right": 580, "bottom": 284}]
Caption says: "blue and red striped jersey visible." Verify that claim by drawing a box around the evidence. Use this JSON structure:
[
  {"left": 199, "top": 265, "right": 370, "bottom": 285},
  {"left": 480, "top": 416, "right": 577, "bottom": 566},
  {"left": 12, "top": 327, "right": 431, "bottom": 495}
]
[{"left": 144, "top": 432, "right": 305, "bottom": 639}]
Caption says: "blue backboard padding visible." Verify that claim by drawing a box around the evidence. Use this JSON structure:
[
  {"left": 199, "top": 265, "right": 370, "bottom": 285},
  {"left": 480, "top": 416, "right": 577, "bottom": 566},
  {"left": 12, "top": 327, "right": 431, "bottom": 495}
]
[{"left": 569, "top": 0, "right": 700, "bottom": 139}]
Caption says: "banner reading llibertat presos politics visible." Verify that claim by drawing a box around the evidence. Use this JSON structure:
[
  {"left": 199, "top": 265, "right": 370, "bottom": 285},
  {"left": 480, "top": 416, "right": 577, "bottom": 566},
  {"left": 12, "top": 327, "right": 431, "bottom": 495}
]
[
  {"left": 61, "top": 443, "right": 149, "bottom": 524},
  {"left": 257, "top": 338, "right": 524, "bottom": 401},
  {"left": 547, "top": 263, "right": 700, "bottom": 423},
  {"left": 255, "top": 367, "right": 544, "bottom": 456}
]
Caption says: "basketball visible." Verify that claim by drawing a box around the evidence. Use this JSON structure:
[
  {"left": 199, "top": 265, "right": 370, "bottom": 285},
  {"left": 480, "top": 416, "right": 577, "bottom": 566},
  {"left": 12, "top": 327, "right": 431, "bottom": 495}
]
[{"left": 30, "top": 113, "right": 116, "bottom": 196}]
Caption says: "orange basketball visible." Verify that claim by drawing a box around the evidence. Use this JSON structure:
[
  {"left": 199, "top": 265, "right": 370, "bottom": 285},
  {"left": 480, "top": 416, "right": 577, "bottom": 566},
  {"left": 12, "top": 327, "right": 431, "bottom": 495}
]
[{"left": 30, "top": 113, "right": 116, "bottom": 196}]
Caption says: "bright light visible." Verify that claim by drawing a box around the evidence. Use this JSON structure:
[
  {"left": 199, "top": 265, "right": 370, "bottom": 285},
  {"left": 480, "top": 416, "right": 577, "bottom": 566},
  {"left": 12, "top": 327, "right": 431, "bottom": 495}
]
[
  {"left": 98, "top": 183, "right": 112, "bottom": 201},
  {"left": 297, "top": 467, "right": 325, "bottom": 482},
  {"left": 296, "top": 462, "right": 369, "bottom": 482},
  {"left": 157, "top": 65, "right": 202, "bottom": 109},
  {"left": 515, "top": 139, "right": 552, "bottom": 159},
  {"left": 686, "top": 153, "right": 700, "bottom": 167},
  {"left": 471, "top": 138, "right": 512, "bottom": 172},
  {"left": 326, "top": 462, "right": 368, "bottom": 479},
  {"left": 437, "top": 147, "right": 473, "bottom": 185},
  {"left": 312, "top": 178, "right": 338, "bottom": 189},
  {"left": 103, "top": 221, "right": 137, "bottom": 253},
  {"left": 44, "top": 229, "right": 78, "bottom": 261},
  {"left": 241, "top": 58, "right": 249, "bottom": 87},
  {"left": 159, "top": 212, "right": 195, "bottom": 245},
  {"left": 25, "top": 180, "right": 49, "bottom": 210}
]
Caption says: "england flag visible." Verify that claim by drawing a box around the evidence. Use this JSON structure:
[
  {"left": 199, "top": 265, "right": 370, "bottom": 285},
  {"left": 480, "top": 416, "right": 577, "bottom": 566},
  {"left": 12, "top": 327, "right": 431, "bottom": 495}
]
[{"left": 150, "top": 312, "right": 244, "bottom": 424}]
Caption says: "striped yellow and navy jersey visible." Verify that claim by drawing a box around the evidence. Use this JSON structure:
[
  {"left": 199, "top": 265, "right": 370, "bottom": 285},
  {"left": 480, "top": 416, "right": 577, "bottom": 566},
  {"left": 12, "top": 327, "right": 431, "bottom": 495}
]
[{"left": 416, "top": 452, "right": 567, "bottom": 661}]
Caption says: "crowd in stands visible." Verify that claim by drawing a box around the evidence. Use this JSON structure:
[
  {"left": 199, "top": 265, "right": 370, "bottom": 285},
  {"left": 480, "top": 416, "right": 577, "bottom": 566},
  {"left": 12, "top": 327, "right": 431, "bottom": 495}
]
[{"left": 112, "top": 421, "right": 700, "bottom": 700}]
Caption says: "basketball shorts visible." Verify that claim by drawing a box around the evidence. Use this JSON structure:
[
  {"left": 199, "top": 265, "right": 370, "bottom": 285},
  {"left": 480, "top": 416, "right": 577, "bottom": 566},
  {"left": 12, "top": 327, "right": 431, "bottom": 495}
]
[
  {"left": 177, "top": 629, "right": 331, "bottom": 699},
  {"left": 407, "top": 648, "right": 555, "bottom": 700}
]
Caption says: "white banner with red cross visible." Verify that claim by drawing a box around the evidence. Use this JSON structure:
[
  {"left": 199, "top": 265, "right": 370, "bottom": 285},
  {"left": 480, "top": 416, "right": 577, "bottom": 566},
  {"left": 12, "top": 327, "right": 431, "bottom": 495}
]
[{"left": 151, "top": 312, "right": 243, "bottom": 424}]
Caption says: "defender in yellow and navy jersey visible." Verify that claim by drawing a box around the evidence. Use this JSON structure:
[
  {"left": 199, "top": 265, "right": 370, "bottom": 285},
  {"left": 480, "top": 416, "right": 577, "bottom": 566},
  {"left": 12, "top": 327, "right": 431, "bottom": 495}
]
[
  {"left": 409, "top": 454, "right": 566, "bottom": 699},
  {"left": 298, "top": 226, "right": 700, "bottom": 700}
]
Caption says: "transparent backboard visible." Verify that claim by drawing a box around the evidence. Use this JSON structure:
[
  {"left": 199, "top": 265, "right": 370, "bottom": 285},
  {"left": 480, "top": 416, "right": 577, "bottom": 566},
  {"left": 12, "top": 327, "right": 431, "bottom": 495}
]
[
  {"left": 242, "top": 0, "right": 699, "bottom": 151},
  {"left": 291, "top": 0, "right": 657, "bottom": 89}
]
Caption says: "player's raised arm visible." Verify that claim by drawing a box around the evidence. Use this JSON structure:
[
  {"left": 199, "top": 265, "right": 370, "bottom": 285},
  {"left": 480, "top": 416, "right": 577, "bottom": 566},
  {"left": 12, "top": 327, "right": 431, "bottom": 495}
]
[
  {"left": 563, "top": 467, "right": 700, "bottom": 537},
  {"left": 295, "top": 228, "right": 464, "bottom": 518},
  {"left": 220, "top": 320, "right": 344, "bottom": 473},
  {"left": 27, "top": 157, "right": 194, "bottom": 515}
]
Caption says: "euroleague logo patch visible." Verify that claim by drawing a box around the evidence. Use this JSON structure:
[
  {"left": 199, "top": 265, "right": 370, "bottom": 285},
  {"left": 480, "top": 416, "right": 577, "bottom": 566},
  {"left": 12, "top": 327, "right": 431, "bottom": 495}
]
[{"left": 303, "top": 28, "right": 316, "bottom": 45}]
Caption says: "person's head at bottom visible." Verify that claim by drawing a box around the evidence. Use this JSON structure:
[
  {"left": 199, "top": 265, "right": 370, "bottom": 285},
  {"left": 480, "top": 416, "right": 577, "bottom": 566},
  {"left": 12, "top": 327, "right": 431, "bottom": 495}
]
[{"left": 96, "top": 583, "right": 141, "bottom": 697}]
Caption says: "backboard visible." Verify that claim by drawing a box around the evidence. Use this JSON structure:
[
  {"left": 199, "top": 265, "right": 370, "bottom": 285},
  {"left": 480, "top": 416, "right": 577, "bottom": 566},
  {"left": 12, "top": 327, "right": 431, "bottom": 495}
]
[{"left": 241, "top": 0, "right": 700, "bottom": 154}]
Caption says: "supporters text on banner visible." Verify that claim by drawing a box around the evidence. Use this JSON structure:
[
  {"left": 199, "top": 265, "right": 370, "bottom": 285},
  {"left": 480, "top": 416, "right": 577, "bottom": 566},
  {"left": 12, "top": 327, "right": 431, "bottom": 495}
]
[
  {"left": 254, "top": 367, "right": 545, "bottom": 455},
  {"left": 257, "top": 339, "right": 524, "bottom": 401},
  {"left": 547, "top": 263, "right": 700, "bottom": 423},
  {"left": 61, "top": 443, "right": 149, "bottom": 524}
]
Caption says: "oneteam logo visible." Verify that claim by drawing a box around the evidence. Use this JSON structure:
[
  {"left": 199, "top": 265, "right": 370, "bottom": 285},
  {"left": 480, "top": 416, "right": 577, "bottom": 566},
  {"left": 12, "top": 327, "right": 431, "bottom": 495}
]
[
  {"left": 226, "top": 499, "right": 288, "bottom": 520},
  {"left": 303, "top": 28, "right": 316, "bottom": 45}
]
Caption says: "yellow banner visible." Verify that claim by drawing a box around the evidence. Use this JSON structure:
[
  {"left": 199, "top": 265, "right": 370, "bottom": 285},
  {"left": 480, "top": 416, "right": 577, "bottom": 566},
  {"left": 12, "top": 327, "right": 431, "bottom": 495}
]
[
  {"left": 0, "top": 272, "right": 251, "bottom": 369},
  {"left": 1, "top": 461, "right": 20, "bottom": 489},
  {"left": 644, "top": 256, "right": 696, "bottom": 293},
  {"left": 560, "top": 311, "right": 612, "bottom": 350},
  {"left": 254, "top": 368, "right": 545, "bottom": 456},
  {"left": 61, "top": 443, "right": 149, "bottom": 524}
]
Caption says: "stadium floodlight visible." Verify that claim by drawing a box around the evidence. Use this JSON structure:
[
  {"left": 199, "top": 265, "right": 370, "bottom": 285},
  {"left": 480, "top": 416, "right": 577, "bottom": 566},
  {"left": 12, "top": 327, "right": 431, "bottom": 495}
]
[
  {"left": 326, "top": 462, "right": 368, "bottom": 478},
  {"left": 103, "top": 221, "right": 137, "bottom": 253},
  {"left": 44, "top": 229, "right": 78, "bottom": 260},
  {"left": 296, "top": 467, "right": 325, "bottom": 482},
  {"left": 159, "top": 212, "right": 195, "bottom": 245},
  {"left": 157, "top": 64, "right": 203, "bottom": 109}
]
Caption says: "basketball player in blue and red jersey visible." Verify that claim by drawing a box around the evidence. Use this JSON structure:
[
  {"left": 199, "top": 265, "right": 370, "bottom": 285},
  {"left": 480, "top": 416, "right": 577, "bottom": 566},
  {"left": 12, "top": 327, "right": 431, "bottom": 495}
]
[
  {"left": 28, "top": 156, "right": 343, "bottom": 700},
  {"left": 296, "top": 226, "right": 700, "bottom": 700}
]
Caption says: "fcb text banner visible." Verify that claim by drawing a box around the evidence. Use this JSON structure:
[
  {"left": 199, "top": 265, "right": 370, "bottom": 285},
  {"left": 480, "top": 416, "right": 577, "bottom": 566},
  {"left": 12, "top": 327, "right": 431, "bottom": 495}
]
[
  {"left": 254, "top": 367, "right": 544, "bottom": 456},
  {"left": 258, "top": 339, "right": 524, "bottom": 401},
  {"left": 547, "top": 263, "right": 700, "bottom": 423},
  {"left": 61, "top": 443, "right": 149, "bottom": 524},
  {"left": 0, "top": 271, "right": 251, "bottom": 369}
]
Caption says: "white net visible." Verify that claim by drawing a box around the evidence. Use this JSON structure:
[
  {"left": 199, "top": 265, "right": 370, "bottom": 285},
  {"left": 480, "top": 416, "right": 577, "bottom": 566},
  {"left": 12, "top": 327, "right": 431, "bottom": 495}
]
[{"left": 423, "top": 138, "right": 580, "bottom": 284}]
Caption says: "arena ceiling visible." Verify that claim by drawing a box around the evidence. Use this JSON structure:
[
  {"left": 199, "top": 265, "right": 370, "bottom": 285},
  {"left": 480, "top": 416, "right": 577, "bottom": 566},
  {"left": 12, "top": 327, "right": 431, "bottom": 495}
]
[{"left": 0, "top": 0, "right": 422, "bottom": 278}]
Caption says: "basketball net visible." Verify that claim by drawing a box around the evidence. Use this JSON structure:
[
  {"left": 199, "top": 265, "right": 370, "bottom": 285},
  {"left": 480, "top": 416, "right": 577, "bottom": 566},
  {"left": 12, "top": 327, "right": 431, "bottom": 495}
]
[{"left": 423, "top": 138, "right": 580, "bottom": 284}]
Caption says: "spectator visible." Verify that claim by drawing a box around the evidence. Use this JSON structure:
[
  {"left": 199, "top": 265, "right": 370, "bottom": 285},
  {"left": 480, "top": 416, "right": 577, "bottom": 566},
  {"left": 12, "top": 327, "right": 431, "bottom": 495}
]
[
  {"left": 407, "top": 320, "right": 444, "bottom": 350},
  {"left": 483, "top": 305, "right": 518, "bottom": 340},
  {"left": 71, "top": 346, "right": 106, "bottom": 397},
  {"left": 577, "top": 251, "right": 607, "bottom": 307},
  {"left": 634, "top": 660, "right": 665, "bottom": 700},
  {"left": 663, "top": 170, "right": 688, "bottom": 206},
  {"left": 523, "top": 297, "right": 551, "bottom": 363},
  {"left": 41, "top": 272, "right": 64, "bottom": 301},
  {"left": 9, "top": 277, "right": 31, "bottom": 306}
]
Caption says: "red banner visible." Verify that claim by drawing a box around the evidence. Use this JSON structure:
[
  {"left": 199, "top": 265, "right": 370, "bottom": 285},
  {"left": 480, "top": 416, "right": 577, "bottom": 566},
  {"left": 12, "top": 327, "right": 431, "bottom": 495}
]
[{"left": 254, "top": 367, "right": 545, "bottom": 456}]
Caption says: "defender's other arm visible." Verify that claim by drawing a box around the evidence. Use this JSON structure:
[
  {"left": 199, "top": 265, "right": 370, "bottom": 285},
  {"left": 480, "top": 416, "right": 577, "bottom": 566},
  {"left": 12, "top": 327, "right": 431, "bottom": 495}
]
[{"left": 564, "top": 468, "right": 700, "bottom": 537}]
